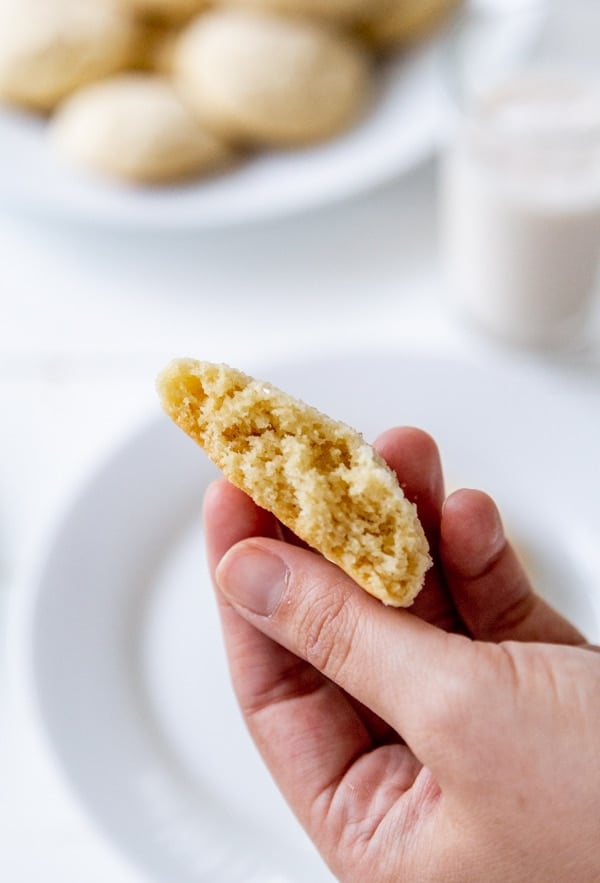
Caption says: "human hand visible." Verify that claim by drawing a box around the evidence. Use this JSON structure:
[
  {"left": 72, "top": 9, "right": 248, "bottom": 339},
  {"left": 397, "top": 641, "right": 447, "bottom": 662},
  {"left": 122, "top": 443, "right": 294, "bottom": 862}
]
[{"left": 204, "top": 427, "right": 600, "bottom": 883}]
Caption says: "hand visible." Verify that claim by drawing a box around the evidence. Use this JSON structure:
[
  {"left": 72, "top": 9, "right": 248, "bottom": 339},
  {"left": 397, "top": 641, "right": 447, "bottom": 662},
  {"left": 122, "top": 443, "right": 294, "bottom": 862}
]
[{"left": 204, "top": 427, "right": 600, "bottom": 883}]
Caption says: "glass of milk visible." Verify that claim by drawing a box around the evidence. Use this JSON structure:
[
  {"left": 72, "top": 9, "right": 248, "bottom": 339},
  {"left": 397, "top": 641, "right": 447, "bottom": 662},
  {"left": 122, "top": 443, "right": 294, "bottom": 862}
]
[{"left": 440, "top": 0, "right": 600, "bottom": 349}]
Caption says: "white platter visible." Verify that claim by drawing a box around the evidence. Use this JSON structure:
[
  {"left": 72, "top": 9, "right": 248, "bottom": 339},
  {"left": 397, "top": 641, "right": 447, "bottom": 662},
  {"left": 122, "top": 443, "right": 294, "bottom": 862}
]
[
  {"left": 0, "top": 39, "right": 447, "bottom": 230},
  {"left": 26, "top": 352, "right": 600, "bottom": 883}
]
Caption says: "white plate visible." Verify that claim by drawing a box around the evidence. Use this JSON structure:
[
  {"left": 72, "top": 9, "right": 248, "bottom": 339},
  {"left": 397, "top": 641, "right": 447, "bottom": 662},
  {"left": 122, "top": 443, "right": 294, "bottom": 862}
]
[
  {"left": 0, "top": 40, "right": 447, "bottom": 230},
  {"left": 27, "top": 352, "right": 600, "bottom": 883}
]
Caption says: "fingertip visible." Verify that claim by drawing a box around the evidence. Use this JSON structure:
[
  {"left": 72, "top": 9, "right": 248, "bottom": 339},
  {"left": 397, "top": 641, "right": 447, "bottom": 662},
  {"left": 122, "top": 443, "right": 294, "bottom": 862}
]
[
  {"left": 203, "top": 478, "right": 253, "bottom": 538},
  {"left": 203, "top": 481, "right": 281, "bottom": 574},
  {"left": 374, "top": 426, "right": 441, "bottom": 470},
  {"left": 441, "top": 489, "right": 506, "bottom": 579},
  {"left": 202, "top": 476, "right": 230, "bottom": 514},
  {"left": 203, "top": 478, "right": 265, "bottom": 525},
  {"left": 374, "top": 425, "right": 437, "bottom": 446},
  {"left": 215, "top": 538, "right": 290, "bottom": 617}
]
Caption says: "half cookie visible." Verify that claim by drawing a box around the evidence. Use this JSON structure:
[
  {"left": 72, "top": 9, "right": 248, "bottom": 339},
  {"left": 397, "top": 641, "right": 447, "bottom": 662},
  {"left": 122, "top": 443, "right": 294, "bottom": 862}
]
[{"left": 157, "top": 359, "right": 431, "bottom": 607}]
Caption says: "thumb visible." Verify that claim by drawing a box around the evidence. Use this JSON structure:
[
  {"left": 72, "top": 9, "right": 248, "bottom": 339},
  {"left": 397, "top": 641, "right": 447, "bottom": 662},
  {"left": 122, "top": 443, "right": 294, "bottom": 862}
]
[{"left": 216, "top": 537, "right": 474, "bottom": 779}]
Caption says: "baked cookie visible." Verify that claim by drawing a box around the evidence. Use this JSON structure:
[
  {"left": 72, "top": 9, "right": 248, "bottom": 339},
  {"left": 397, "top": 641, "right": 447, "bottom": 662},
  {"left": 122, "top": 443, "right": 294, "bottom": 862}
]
[
  {"left": 116, "top": 0, "right": 210, "bottom": 24},
  {"left": 174, "top": 8, "right": 371, "bottom": 146},
  {"left": 50, "top": 74, "right": 233, "bottom": 184},
  {"left": 0, "top": 0, "right": 139, "bottom": 112},
  {"left": 361, "top": 0, "right": 462, "bottom": 49},
  {"left": 215, "top": 0, "right": 382, "bottom": 25},
  {"left": 157, "top": 359, "right": 432, "bottom": 607}
]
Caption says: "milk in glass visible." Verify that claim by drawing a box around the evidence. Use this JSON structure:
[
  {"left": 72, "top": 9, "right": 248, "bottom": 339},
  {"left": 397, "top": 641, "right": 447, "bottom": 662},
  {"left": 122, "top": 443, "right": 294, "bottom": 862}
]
[{"left": 441, "top": 74, "right": 600, "bottom": 347}]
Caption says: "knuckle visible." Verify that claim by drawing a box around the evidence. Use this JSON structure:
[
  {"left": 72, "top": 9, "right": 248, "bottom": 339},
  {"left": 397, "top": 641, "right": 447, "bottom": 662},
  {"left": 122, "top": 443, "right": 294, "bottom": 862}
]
[
  {"left": 487, "top": 588, "right": 537, "bottom": 638},
  {"left": 296, "top": 578, "right": 358, "bottom": 681}
]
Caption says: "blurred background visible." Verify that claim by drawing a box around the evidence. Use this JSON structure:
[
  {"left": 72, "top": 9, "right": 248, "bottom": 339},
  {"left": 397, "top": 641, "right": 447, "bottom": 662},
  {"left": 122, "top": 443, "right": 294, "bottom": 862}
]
[{"left": 1, "top": 0, "right": 599, "bottom": 880}]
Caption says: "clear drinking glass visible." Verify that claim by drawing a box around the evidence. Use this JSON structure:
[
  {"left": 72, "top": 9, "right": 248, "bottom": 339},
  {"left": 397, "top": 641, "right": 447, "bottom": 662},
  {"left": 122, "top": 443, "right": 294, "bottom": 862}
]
[{"left": 439, "top": 0, "right": 600, "bottom": 349}]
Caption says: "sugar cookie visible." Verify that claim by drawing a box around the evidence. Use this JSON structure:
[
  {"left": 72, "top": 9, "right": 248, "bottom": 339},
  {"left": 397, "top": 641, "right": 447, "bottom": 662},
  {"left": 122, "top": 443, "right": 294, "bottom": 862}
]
[
  {"left": 0, "top": 0, "right": 138, "bottom": 112},
  {"left": 50, "top": 74, "right": 233, "bottom": 184},
  {"left": 174, "top": 8, "right": 370, "bottom": 145},
  {"left": 157, "top": 359, "right": 431, "bottom": 607}
]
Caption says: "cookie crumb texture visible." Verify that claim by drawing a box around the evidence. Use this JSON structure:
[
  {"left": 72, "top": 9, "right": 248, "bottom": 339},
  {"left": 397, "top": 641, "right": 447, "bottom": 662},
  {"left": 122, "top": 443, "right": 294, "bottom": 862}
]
[{"left": 157, "top": 359, "right": 431, "bottom": 607}]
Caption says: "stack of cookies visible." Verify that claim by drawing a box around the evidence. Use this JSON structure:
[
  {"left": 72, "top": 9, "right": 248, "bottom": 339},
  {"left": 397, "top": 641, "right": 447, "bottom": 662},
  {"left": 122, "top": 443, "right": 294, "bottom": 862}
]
[{"left": 0, "top": 0, "right": 461, "bottom": 185}]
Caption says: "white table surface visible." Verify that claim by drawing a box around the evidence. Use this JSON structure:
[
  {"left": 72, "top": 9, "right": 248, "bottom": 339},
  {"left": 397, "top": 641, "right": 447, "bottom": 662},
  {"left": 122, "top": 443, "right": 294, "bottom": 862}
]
[{"left": 1, "top": 157, "right": 598, "bottom": 882}]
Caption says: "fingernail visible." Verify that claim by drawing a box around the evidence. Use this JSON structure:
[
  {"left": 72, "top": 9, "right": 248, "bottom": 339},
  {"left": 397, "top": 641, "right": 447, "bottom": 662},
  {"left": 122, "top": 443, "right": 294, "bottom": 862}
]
[
  {"left": 443, "top": 490, "right": 506, "bottom": 577},
  {"left": 216, "top": 545, "right": 289, "bottom": 616},
  {"left": 477, "top": 499, "right": 506, "bottom": 562}
]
